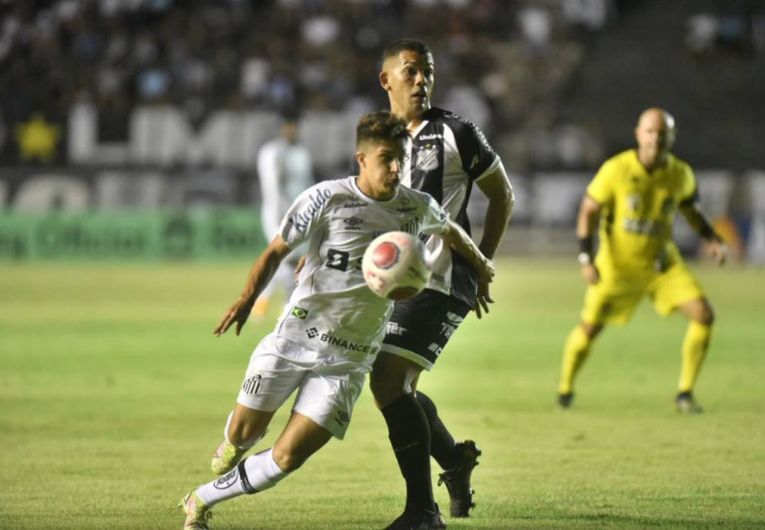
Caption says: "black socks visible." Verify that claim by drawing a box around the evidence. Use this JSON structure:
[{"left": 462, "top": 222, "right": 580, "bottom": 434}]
[
  {"left": 415, "top": 391, "right": 457, "bottom": 470},
  {"left": 382, "top": 393, "right": 435, "bottom": 511}
]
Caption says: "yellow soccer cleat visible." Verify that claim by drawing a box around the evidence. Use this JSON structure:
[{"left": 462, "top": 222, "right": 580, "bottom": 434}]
[
  {"left": 211, "top": 439, "right": 246, "bottom": 475},
  {"left": 178, "top": 490, "right": 212, "bottom": 530}
]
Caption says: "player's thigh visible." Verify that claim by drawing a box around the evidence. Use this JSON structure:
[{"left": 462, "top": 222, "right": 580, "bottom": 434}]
[
  {"left": 381, "top": 289, "right": 472, "bottom": 371},
  {"left": 236, "top": 334, "right": 306, "bottom": 412},
  {"left": 291, "top": 361, "right": 367, "bottom": 440},
  {"left": 648, "top": 263, "right": 705, "bottom": 317},
  {"left": 581, "top": 279, "right": 644, "bottom": 326}
]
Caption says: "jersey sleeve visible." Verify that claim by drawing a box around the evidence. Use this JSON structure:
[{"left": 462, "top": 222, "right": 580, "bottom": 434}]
[
  {"left": 420, "top": 194, "right": 449, "bottom": 235},
  {"left": 678, "top": 162, "right": 698, "bottom": 205},
  {"left": 586, "top": 158, "right": 617, "bottom": 205},
  {"left": 278, "top": 183, "right": 332, "bottom": 249},
  {"left": 448, "top": 113, "right": 500, "bottom": 182}
]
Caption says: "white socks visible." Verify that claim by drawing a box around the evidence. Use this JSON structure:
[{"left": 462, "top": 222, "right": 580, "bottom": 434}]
[{"left": 196, "top": 448, "right": 288, "bottom": 507}]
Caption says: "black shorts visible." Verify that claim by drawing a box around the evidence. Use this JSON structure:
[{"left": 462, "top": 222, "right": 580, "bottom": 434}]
[{"left": 382, "top": 289, "right": 472, "bottom": 370}]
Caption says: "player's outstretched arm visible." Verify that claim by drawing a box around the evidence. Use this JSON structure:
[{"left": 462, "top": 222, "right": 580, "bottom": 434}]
[
  {"left": 214, "top": 235, "right": 291, "bottom": 337},
  {"left": 442, "top": 219, "right": 495, "bottom": 319},
  {"left": 679, "top": 202, "right": 727, "bottom": 266},
  {"left": 577, "top": 195, "right": 602, "bottom": 284},
  {"left": 476, "top": 163, "right": 514, "bottom": 259}
]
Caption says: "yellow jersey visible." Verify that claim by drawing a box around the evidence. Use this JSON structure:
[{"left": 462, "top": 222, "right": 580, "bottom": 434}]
[{"left": 587, "top": 149, "right": 696, "bottom": 274}]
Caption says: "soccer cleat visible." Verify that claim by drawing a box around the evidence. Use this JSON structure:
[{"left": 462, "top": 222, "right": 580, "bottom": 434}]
[
  {"left": 437, "top": 440, "right": 481, "bottom": 518},
  {"left": 211, "top": 439, "right": 246, "bottom": 475},
  {"left": 558, "top": 392, "right": 574, "bottom": 409},
  {"left": 384, "top": 504, "right": 447, "bottom": 530},
  {"left": 676, "top": 391, "right": 703, "bottom": 414},
  {"left": 179, "top": 490, "right": 212, "bottom": 530}
]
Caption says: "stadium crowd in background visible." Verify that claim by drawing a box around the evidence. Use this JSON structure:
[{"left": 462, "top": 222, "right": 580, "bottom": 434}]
[{"left": 0, "top": 0, "right": 618, "bottom": 171}]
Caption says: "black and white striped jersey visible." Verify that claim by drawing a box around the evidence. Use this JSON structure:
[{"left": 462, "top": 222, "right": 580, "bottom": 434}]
[{"left": 402, "top": 107, "right": 500, "bottom": 307}]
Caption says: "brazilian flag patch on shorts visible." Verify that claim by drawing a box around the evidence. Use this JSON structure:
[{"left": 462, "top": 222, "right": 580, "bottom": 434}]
[{"left": 291, "top": 306, "right": 308, "bottom": 320}]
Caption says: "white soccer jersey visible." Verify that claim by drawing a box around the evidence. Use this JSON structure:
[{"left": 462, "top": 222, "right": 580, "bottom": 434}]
[{"left": 273, "top": 176, "right": 448, "bottom": 365}]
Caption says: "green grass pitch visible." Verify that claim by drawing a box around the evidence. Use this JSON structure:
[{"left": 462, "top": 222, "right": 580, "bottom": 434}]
[{"left": 1, "top": 258, "right": 764, "bottom": 529}]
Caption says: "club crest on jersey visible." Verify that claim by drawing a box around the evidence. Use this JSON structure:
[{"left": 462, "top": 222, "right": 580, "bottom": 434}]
[
  {"left": 416, "top": 145, "right": 439, "bottom": 171},
  {"left": 627, "top": 193, "right": 641, "bottom": 212}
]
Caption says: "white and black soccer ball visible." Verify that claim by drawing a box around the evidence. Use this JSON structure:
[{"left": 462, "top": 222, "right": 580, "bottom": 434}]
[{"left": 362, "top": 231, "right": 430, "bottom": 300}]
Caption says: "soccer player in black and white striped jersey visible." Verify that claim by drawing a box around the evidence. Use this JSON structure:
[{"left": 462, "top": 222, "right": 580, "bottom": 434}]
[{"left": 371, "top": 39, "right": 514, "bottom": 529}]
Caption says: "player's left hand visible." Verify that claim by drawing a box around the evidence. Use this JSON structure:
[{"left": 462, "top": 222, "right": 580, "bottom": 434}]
[
  {"left": 474, "top": 278, "right": 494, "bottom": 319},
  {"left": 708, "top": 240, "right": 727, "bottom": 266},
  {"left": 214, "top": 296, "right": 254, "bottom": 336}
]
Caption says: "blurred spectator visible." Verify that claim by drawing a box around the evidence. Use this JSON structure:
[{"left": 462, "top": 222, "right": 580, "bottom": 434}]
[
  {"left": 0, "top": 0, "right": 609, "bottom": 169},
  {"left": 253, "top": 112, "right": 313, "bottom": 318}
]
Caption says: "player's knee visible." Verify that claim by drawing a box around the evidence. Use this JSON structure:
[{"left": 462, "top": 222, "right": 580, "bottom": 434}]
[
  {"left": 370, "top": 356, "right": 411, "bottom": 405},
  {"left": 580, "top": 322, "right": 602, "bottom": 339},
  {"left": 698, "top": 303, "right": 715, "bottom": 326},
  {"left": 370, "top": 370, "right": 401, "bottom": 406},
  {"left": 271, "top": 446, "right": 306, "bottom": 473}
]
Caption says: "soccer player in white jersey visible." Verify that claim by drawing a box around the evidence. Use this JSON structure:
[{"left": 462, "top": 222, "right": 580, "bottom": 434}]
[
  {"left": 372, "top": 39, "right": 514, "bottom": 529},
  {"left": 179, "top": 111, "right": 494, "bottom": 530}
]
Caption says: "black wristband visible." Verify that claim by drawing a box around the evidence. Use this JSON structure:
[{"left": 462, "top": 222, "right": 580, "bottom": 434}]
[
  {"left": 699, "top": 224, "right": 720, "bottom": 242},
  {"left": 578, "top": 237, "right": 594, "bottom": 258}
]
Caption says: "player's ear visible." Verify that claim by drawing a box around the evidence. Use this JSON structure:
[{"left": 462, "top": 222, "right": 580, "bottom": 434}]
[
  {"left": 379, "top": 70, "right": 390, "bottom": 91},
  {"left": 355, "top": 151, "right": 366, "bottom": 169}
]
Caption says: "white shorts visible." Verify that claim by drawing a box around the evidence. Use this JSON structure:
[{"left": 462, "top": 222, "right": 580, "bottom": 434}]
[{"left": 236, "top": 333, "right": 368, "bottom": 439}]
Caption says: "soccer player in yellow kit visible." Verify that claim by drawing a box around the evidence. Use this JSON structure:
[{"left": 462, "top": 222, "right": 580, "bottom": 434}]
[{"left": 557, "top": 108, "right": 727, "bottom": 413}]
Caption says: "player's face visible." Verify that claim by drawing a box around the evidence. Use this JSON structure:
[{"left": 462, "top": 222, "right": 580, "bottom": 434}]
[
  {"left": 635, "top": 111, "right": 675, "bottom": 166},
  {"left": 356, "top": 139, "right": 406, "bottom": 200},
  {"left": 380, "top": 50, "right": 435, "bottom": 120}
]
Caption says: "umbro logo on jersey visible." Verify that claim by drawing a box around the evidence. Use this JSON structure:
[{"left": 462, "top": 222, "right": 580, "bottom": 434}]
[
  {"left": 343, "top": 217, "right": 364, "bottom": 230},
  {"left": 334, "top": 411, "right": 350, "bottom": 426},
  {"left": 306, "top": 327, "right": 319, "bottom": 338},
  {"left": 291, "top": 306, "right": 308, "bottom": 320}
]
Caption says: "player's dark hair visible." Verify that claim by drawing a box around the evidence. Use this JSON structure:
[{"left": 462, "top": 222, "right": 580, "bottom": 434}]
[
  {"left": 381, "top": 38, "right": 432, "bottom": 66},
  {"left": 356, "top": 111, "right": 408, "bottom": 147}
]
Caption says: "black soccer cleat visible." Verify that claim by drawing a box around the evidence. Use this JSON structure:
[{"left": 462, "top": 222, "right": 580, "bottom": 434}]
[
  {"left": 558, "top": 392, "right": 574, "bottom": 409},
  {"left": 675, "top": 391, "right": 703, "bottom": 414},
  {"left": 437, "top": 440, "right": 481, "bottom": 518},
  {"left": 384, "top": 504, "right": 447, "bottom": 530}
]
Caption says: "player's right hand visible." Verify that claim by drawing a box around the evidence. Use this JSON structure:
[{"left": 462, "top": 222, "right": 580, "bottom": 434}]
[
  {"left": 580, "top": 263, "right": 600, "bottom": 285},
  {"left": 214, "top": 296, "right": 254, "bottom": 336}
]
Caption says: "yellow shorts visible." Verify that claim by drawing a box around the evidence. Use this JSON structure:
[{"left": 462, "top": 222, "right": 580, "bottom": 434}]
[{"left": 580, "top": 261, "right": 705, "bottom": 325}]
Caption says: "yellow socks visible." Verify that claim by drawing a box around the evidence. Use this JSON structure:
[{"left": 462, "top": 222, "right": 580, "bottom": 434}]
[
  {"left": 558, "top": 325, "right": 592, "bottom": 394},
  {"left": 678, "top": 320, "right": 712, "bottom": 393}
]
